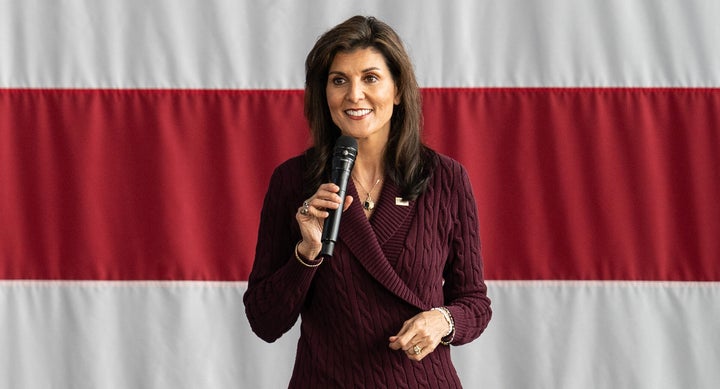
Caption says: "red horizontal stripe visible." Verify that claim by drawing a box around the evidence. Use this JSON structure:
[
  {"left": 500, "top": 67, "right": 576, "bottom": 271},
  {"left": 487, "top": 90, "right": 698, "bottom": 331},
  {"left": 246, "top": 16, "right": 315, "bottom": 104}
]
[
  {"left": 1, "top": 88, "right": 718, "bottom": 281},
  {"left": 423, "top": 88, "right": 720, "bottom": 281}
]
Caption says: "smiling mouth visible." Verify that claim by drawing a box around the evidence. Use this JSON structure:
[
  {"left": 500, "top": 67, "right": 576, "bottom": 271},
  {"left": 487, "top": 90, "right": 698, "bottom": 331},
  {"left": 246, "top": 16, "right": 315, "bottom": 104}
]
[{"left": 345, "top": 109, "right": 372, "bottom": 117}]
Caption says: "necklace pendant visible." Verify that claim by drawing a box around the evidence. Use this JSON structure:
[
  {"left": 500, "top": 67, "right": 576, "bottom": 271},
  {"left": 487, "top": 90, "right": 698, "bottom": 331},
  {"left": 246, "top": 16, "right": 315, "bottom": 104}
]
[{"left": 363, "top": 198, "right": 375, "bottom": 211}]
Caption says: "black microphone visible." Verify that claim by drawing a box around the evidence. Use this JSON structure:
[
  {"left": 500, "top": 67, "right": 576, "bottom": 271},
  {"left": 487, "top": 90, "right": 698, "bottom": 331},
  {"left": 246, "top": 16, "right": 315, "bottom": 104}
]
[{"left": 320, "top": 135, "right": 358, "bottom": 257}]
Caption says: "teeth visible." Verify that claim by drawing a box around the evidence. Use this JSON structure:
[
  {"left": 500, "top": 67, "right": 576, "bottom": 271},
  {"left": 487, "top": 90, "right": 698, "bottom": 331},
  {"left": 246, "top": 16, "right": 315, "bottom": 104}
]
[{"left": 346, "top": 109, "right": 371, "bottom": 116}]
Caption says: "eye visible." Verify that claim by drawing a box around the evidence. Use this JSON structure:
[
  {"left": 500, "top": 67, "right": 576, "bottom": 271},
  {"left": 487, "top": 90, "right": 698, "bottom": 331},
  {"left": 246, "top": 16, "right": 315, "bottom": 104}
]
[
  {"left": 330, "top": 76, "right": 346, "bottom": 86},
  {"left": 364, "top": 74, "right": 379, "bottom": 83}
]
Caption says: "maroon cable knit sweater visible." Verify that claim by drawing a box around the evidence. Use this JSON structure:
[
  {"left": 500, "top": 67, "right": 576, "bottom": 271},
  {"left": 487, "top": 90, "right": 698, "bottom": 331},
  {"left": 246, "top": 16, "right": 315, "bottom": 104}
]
[{"left": 244, "top": 151, "right": 491, "bottom": 388}]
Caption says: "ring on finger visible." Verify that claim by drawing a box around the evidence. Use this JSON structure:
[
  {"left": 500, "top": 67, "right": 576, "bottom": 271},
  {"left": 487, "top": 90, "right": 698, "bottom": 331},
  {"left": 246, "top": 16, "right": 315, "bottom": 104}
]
[
  {"left": 299, "top": 201, "right": 310, "bottom": 215},
  {"left": 412, "top": 345, "right": 422, "bottom": 355}
]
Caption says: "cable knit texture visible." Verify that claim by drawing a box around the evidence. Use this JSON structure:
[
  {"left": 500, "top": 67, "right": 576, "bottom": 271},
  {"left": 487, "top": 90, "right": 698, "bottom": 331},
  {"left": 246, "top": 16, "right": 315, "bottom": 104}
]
[{"left": 244, "top": 151, "right": 491, "bottom": 388}]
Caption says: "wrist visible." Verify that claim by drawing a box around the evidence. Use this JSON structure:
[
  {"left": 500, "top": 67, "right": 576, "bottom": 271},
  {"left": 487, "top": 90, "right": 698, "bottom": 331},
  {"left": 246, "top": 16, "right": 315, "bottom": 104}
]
[
  {"left": 295, "top": 240, "right": 323, "bottom": 268},
  {"left": 431, "top": 306, "right": 455, "bottom": 345},
  {"left": 297, "top": 240, "right": 322, "bottom": 260}
]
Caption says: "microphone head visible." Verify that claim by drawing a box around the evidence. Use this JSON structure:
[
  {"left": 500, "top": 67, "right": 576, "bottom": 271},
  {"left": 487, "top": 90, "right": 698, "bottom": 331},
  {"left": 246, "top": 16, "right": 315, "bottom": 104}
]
[
  {"left": 335, "top": 135, "right": 358, "bottom": 151},
  {"left": 332, "top": 135, "right": 358, "bottom": 168}
]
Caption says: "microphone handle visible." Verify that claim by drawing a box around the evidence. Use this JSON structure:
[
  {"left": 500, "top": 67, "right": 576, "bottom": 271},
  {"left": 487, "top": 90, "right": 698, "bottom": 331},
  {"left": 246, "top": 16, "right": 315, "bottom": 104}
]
[{"left": 320, "top": 165, "right": 352, "bottom": 257}]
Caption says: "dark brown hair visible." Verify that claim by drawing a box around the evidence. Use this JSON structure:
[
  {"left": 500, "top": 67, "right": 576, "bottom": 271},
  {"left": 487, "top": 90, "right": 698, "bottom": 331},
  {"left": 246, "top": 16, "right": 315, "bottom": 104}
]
[{"left": 303, "top": 15, "right": 434, "bottom": 200}]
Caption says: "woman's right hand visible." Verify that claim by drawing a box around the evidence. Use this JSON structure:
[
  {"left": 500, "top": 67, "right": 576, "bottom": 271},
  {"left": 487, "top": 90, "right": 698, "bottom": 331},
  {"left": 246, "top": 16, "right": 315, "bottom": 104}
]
[{"left": 295, "top": 183, "right": 353, "bottom": 260}]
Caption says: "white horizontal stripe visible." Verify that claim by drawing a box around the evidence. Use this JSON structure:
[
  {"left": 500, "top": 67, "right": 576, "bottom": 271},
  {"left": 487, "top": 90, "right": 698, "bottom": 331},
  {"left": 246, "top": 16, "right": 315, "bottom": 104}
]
[
  {"left": 1, "top": 280, "right": 718, "bottom": 388},
  {"left": 463, "top": 280, "right": 720, "bottom": 389},
  {"left": 0, "top": 280, "right": 297, "bottom": 388},
  {"left": 1, "top": 0, "right": 719, "bottom": 88}
]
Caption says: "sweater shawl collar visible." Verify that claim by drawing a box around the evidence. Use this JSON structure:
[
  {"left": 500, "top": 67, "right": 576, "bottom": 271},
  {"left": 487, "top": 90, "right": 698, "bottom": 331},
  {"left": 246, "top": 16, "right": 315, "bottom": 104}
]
[{"left": 339, "top": 179, "right": 429, "bottom": 311}]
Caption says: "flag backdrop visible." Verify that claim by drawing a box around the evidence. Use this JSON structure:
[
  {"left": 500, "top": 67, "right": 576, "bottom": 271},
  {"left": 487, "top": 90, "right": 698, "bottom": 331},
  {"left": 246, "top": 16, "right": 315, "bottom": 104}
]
[{"left": 1, "top": 1, "right": 719, "bottom": 388}]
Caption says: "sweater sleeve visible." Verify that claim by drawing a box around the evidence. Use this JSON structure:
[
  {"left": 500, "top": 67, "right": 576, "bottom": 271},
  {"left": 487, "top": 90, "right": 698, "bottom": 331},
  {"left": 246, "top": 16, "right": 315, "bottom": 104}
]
[
  {"left": 442, "top": 160, "right": 492, "bottom": 345},
  {"left": 243, "top": 159, "right": 319, "bottom": 343}
]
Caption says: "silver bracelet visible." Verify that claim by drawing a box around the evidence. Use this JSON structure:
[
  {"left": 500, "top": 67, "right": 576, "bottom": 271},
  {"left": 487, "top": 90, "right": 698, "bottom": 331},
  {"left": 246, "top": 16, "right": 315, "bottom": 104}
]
[{"left": 431, "top": 306, "right": 455, "bottom": 345}]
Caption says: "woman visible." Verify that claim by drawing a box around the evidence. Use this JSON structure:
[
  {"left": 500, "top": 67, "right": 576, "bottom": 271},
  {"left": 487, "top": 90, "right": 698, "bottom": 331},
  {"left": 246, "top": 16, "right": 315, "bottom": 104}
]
[{"left": 244, "top": 15, "right": 491, "bottom": 388}]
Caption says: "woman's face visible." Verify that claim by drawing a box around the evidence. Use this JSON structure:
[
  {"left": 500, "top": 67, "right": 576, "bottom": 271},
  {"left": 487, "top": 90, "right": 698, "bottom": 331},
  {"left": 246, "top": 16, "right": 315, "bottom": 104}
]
[{"left": 326, "top": 47, "right": 400, "bottom": 143}]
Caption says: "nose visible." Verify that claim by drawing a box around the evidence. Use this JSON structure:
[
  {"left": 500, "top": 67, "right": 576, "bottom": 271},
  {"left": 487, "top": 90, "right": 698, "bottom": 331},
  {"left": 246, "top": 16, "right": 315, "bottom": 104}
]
[{"left": 345, "top": 81, "right": 364, "bottom": 102}]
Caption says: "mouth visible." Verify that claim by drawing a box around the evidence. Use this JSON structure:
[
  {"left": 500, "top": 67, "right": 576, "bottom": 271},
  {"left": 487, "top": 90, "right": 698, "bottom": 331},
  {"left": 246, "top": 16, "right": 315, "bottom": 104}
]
[{"left": 344, "top": 108, "right": 372, "bottom": 118}]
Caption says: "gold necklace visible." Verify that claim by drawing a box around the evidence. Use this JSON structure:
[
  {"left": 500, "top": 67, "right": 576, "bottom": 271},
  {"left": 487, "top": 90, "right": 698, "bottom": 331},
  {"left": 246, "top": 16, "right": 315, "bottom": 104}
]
[{"left": 354, "top": 177, "right": 381, "bottom": 211}]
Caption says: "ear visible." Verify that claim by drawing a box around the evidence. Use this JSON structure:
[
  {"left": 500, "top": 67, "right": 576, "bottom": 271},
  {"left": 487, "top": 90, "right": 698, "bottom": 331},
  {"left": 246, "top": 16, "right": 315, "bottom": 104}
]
[{"left": 394, "top": 86, "right": 401, "bottom": 105}]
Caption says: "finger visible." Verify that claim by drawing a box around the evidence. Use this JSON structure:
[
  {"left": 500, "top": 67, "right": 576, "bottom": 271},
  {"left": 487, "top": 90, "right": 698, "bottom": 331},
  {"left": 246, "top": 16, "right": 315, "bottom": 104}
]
[
  {"left": 394, "top": 318, "right": 421, "bottom": 345},
  {"left": 408, "top": 344, "right": 424, "bottom": 356},
  {"left": 394, "top": 321, "right": 435, "bottom": 353},
  {"left": 403, "top": 338, "right": 423, "bottom": 354},
  {"left": 390, "top": 337, "right": 433, "bottom": 361},
  {"left": 395, "top": 334, "right": 421, "bottom": 355},
  {"left": 298, "top": 196, "right": 337, "bottom": 219},
  {"left": 388, "top": 322, "right": 413, "bottom": 350},
  {"left": 389, "top": 334, "right": 414, "bottom": 351},
  {"left": 313, "top": 197, "right": 342, "bottom": 210},
  {"left": 388, "top": 335, "right": 404, "bottom": 351},
  {"left": 310, "top": 188, "right": 344, "bottom": 207},
  {"left": 298, "top": 201, "right": 325, "bottom": 218},
  {"left": 318, "top": 183, "right": 340, "bottom": 192},
  {"left": 342, "top": 196, "right": 354, "bottom": 211},
  {"left": 404, "top": 343, "right": 427, "bottom": 362}
]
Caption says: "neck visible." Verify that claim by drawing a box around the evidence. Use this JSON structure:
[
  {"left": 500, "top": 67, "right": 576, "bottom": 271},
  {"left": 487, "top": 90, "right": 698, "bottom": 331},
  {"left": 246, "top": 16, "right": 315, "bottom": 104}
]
[
  {"left": 353, "top": 137, "right": 385, "bottom": 182},
  {"left": 352, "top": 160, "right": 383, "bottom": 183}
]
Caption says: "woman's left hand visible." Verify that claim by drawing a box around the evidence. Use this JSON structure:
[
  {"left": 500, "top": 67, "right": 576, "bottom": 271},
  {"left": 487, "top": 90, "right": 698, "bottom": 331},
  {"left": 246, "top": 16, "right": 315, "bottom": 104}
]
[{"left": 388, "top": 309, "right": 450, "bottom": 361}]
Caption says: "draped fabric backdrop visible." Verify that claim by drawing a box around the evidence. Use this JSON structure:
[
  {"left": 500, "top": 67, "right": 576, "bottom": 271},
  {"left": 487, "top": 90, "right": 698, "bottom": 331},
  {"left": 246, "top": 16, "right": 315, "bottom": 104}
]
[{"left": 1, "top": 1, "right": 719, "bottom": 388}]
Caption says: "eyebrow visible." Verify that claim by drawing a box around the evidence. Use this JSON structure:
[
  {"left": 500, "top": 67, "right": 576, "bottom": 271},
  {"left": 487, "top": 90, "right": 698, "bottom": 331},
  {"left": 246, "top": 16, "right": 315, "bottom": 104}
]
[{"left": 328, "top": 67, "right": 382, "bottom": 75}]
